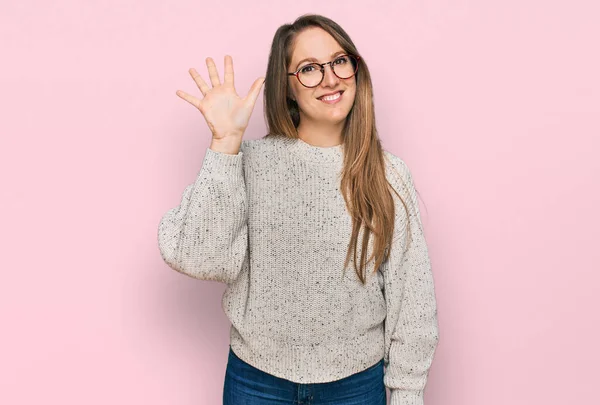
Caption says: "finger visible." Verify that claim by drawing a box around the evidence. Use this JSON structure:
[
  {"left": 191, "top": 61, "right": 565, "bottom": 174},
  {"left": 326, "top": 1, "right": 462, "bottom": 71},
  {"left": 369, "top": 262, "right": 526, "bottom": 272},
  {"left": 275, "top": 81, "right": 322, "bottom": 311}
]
[
  {"left": 188, "top": 68, "right": 210, "bottom": 96},
  {"left": 206, "top": 57, "right": 221, "bottom": 87},
  {"left": 223, "top": 55, "right": 235, "bottom": 88},
  {"left": 243, "top": 77, "right": 265, "bottom": 110},
  {"left": 175, "top": 89, "right": 201, "bottom": 109}
]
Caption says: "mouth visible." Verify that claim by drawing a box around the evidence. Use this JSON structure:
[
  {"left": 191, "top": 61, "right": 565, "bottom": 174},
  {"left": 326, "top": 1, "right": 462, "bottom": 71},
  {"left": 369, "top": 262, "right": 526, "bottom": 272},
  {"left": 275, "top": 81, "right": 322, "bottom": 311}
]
[{"left": 317, "top": 90, "right": 344, "bottom": 104}]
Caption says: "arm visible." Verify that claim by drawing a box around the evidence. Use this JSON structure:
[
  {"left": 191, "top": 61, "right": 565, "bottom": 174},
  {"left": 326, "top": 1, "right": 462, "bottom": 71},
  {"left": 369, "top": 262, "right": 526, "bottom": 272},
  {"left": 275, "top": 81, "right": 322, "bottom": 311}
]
[
  {"left": 382, "top": 158, "right": 440, "bottom": 405},
  {"left": 157, "top": 143, "right": 248, "bottom": 285}
]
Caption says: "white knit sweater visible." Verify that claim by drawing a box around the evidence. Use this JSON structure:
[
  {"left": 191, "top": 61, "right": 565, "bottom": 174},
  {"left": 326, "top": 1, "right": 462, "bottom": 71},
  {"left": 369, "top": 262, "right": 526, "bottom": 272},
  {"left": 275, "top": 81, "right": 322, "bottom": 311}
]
[{"left": 157, "top": 134, "right": 440, "bottom": 405}]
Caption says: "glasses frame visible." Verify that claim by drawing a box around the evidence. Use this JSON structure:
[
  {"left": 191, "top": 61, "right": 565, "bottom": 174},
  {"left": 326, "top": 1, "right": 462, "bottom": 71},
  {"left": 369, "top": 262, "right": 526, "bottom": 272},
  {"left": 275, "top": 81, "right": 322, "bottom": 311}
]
[{"left": 287, "top": 54, "right": 361, "bottom": 88}]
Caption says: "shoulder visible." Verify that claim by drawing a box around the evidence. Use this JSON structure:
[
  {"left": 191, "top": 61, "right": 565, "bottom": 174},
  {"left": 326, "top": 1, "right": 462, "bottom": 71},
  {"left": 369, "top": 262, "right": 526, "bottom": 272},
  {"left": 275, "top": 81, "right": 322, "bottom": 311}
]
[
  {"left": 239, "top": 134, "right": 290, "bottom": 167},
  {"left": 382, "top": 149, "right": 414, "bottom": 192},
  {"left": 240, "top": 134, "right": 288, "bottom": 156},
  {"left": 382, "top": 149, "right": 422, "bottom": 222}
]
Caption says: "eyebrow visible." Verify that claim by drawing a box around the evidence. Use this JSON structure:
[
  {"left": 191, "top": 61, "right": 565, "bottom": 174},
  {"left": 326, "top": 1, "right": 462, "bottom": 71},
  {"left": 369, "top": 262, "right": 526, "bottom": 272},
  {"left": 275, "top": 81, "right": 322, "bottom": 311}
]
[{"left": 295, "top": 50, "right": 346, "bottom": 70}]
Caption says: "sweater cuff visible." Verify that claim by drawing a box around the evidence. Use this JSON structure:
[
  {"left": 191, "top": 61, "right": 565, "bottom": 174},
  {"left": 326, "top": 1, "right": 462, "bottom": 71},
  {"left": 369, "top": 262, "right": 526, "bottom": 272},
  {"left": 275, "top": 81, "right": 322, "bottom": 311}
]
[
  {"left": 199, "top": 147, "right": 244, "bottom": 185},
  {"left": 202, "top": 146, "right": 243, "bottom": 171},
  {"left": 390, "top": 389, "right": 424, "bottom": 405}
]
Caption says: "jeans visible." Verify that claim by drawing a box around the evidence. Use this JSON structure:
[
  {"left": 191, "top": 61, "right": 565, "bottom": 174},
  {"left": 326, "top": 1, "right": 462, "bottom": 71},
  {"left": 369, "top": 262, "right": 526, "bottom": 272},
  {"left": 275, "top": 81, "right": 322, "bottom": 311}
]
[{"left": 223, "top": 346, "right": 386, "bottom": 405}]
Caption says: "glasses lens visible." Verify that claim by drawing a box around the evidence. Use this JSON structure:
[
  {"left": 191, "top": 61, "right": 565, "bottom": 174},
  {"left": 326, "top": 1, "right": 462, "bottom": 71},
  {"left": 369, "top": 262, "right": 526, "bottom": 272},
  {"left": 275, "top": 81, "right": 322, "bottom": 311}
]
[
  {"left": 298, "top": 63, "right": 323, "bottom": 87},
  {"left": 332, "top": 55, "right": 358, "bottom": 79}
]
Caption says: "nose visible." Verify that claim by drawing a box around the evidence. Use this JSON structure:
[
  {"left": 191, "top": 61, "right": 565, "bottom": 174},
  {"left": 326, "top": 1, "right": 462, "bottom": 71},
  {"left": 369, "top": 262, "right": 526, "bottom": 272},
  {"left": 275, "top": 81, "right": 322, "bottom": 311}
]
[{"left": 321, "top": 63, "right": 340, "bottom": 87}]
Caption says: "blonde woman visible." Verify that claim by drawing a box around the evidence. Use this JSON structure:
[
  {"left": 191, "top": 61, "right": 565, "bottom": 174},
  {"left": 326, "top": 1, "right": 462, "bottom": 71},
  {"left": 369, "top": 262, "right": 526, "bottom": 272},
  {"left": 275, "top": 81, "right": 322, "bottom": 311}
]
[{"left": 158, "top": 13, "right": 440, "bottom": 405}]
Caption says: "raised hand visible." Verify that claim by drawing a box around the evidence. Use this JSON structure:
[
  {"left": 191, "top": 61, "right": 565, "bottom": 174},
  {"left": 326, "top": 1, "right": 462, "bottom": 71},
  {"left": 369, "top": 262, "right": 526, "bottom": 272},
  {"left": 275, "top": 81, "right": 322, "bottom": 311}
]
[{"left": 176, "top": 55, "right": 265, "bottom": 153}]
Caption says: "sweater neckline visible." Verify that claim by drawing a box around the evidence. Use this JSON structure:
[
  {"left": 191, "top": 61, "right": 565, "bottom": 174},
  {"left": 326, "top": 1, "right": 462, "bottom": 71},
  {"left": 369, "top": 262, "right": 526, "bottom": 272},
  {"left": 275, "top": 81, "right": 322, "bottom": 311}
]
[{"left": 285, "top": 136, "right": 344, "bottom": 165}]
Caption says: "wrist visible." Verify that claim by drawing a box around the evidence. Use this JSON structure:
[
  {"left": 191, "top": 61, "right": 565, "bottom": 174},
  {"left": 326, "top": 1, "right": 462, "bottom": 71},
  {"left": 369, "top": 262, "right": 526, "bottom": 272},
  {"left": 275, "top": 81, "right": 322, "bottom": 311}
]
[{"left": 209, "top": 137, "right": 242, "bottom": 155}]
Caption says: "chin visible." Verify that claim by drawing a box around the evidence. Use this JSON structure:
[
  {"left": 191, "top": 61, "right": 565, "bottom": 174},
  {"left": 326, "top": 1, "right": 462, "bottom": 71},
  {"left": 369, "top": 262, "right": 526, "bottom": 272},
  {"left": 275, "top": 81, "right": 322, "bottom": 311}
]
[
  {"left": 324, "top": 114, "right": 349, "bottom": 125},
  {"left": 328, "top": 108, "right": 351, "bottom": 121}
]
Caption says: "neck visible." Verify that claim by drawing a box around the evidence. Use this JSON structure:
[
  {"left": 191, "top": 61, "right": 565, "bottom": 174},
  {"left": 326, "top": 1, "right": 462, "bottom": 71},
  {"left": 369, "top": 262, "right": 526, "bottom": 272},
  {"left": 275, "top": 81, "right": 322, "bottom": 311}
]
[{"left": 296, "top": 117, "right": 345, "bottom": 146}]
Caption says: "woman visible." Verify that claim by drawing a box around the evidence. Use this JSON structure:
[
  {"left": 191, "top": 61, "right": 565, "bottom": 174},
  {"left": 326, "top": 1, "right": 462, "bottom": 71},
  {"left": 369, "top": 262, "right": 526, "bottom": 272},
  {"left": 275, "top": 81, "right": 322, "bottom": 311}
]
[{"left": 158, "top": 13, "right": 440, "bottom": 405}]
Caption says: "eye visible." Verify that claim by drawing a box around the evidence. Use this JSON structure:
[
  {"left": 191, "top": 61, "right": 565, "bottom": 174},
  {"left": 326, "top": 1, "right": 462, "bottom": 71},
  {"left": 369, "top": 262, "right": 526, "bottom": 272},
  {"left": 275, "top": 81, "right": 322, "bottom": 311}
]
[
  {"left": 333, "top": 56, "right": 349, "bottom": 65},
  {"left": 300, "top": 64, "right": 318, "bottom": 74}
]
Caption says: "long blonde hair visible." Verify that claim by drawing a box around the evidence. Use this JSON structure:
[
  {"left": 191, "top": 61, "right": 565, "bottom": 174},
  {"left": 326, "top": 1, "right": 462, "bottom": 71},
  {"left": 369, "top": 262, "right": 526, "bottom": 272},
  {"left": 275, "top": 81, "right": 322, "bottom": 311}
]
[{"left": 263, "top": 14, "right": 411, "bottom": 285}]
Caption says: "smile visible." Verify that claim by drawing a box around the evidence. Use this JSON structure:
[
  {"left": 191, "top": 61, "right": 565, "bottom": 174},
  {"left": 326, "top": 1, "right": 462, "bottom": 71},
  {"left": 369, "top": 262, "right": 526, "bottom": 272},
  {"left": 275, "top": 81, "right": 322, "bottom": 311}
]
[{"left": 318, "top": 91, "right": 343, "bottom": 104}]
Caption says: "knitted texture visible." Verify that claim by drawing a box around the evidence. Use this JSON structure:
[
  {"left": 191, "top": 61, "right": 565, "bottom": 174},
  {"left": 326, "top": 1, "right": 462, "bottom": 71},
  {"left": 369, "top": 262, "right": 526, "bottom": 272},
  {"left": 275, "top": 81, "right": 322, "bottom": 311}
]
[{"left": 158, "top": 134, "right": 439, "bottom": 403}]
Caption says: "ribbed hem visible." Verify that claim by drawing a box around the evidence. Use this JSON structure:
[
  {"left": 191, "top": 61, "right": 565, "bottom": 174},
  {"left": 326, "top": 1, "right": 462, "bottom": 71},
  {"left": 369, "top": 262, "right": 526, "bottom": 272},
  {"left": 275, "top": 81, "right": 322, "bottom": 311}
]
[
  {"left": 229, "top": 324, "right": 385, "bottom": 384},
  {"left": 390, "top": 389, "right": 424, "bottom": 405}
]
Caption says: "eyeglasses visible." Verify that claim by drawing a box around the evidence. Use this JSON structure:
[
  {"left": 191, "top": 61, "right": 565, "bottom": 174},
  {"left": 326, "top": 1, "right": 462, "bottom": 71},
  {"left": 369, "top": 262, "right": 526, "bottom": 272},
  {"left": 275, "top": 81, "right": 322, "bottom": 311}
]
[{"left": 287, "top": 54, "right": 360, "bottom": 88}]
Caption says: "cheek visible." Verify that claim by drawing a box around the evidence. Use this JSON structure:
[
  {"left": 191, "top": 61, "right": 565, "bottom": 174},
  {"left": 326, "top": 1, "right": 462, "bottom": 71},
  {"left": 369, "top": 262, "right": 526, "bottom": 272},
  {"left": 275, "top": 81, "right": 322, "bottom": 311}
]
[
  {"left": 345, "top": 88, "right": 357, "bottom": 107},
  {"left": 288, "top": 80, "right": 301, "bottom": 100},
  {"left": 297, "top": 92, "right": 317, "bottom": 109}
]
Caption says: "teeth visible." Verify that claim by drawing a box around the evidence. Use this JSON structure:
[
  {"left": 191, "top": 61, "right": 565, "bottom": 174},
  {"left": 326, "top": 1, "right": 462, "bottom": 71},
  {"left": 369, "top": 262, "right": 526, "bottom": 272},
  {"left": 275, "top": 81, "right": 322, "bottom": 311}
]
[{"left": 321, "top": 91, "right": 341, "bottom": 101}]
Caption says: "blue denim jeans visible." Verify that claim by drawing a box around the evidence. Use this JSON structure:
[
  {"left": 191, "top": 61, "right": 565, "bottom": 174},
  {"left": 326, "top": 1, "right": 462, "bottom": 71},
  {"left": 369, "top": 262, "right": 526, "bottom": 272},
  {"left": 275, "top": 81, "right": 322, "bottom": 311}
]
[{"left": 223, "top": 346, "right": 386, "bottom": 405}]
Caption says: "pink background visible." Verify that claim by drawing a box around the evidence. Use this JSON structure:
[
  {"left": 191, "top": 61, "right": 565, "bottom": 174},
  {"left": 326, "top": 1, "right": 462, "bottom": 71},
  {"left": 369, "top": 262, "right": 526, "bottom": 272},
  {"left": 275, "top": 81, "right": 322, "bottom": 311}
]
[{"left": 2, "top": 1, "right": 599, "bottom": 404}]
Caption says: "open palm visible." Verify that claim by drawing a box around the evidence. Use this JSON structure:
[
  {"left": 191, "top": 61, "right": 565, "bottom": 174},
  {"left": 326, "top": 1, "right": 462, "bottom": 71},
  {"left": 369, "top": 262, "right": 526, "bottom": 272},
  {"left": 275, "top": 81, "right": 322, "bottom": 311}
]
[{"left": 176, "top": 55, "right": 265, "bottom": 142}]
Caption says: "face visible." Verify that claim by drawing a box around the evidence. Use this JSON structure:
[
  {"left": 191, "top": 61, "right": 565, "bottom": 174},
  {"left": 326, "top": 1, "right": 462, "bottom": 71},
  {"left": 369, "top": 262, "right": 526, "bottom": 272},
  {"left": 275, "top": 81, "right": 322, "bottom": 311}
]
[{"left": 288, "top": 27, "right": 357, "bottom": 127}]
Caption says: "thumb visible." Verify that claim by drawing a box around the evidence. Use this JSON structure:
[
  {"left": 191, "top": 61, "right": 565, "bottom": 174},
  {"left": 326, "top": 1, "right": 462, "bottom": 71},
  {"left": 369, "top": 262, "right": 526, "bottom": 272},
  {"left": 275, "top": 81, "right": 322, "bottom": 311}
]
[{"left": 244, "top": 77, "right": 265, "bottom": 110}]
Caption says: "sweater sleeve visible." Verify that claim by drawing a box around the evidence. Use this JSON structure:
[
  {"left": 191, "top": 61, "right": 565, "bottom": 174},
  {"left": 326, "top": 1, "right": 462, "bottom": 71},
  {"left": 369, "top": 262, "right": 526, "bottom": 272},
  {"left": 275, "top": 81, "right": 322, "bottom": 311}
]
[
  {"left": 382, "top": 157, "right": 440, "bottom": 405},
  {"left": 157, "top": 144, "right": 248, "bottom": 285}
]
